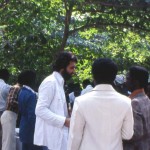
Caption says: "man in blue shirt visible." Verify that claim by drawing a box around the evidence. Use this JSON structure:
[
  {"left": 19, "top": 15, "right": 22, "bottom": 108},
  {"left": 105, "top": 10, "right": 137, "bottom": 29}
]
[{"left": 18, "top": 70, "right": 42, "bottom": 150}]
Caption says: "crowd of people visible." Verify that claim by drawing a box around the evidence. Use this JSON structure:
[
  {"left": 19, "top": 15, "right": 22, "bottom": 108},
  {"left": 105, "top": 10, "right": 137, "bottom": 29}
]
[{"left": 0, "top": 51, "right": 150, "bottom": 150}]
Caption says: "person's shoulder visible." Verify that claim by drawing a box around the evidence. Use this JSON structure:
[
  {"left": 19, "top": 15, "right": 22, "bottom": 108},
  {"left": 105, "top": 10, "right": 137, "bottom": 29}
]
[
  {"left": 69, "top": 92, "right": 74, "bottom": 96},
  {"left": 43, "top": 73, "right": 56, "bottom": 83},
  {"left": 9, "top": 85, "right": 20, "bottom": 93},
  {"left": 132, "top": 94, "right": 150, "bottom": 106},
  {"left": 86, "top": 85, "right": 93, "bottom": 90},
  {"left": 21, "top": 87, "right": 35, "bottom": 95},
  {"left": 115, "top": 92, "right": 132, "bottom": 106},
  {"left": 0, "top": 81, "right": 12, "bottom": 93},
  {"left": 38, "top": 75, "right": 58, "bottom": 93},
  {"left": 20, "top": 86, "right": 28, "bottom": 92},
  {"left": 75, "top": 91, "right": 92, "bottom": 103},
  {"left": 117, "top": 92, "right": 129, "bottom": 99},
  {"left": 40, "top": 74, "right": 56, "bottom": 86},
  {"left": 3, "top": 82, "right": 12, "bottom": 89}
]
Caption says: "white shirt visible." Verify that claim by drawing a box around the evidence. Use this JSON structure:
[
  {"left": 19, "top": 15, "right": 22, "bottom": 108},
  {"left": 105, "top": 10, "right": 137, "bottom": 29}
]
[
  {"left": 68, "top": 84, "right": 134, "bottom": 150},
  {"left": 34, "top": 72, "right": 69, "bottom": 150},
  {"left": 81, "top": 85, "right": 93, "bottom": 95},
  {"left": 69, "top": 92, "right": 75, "bottom": 103},
  {"left": 0, "top": 79, "right": 11, "bottom": 111}
]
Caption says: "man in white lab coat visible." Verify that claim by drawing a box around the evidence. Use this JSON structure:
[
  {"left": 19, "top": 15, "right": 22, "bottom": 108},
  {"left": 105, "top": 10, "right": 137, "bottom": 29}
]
[
  {"left": 34, "top": 52, "right": 77, "bottom": 150},
  {"left": 68, "top": 58, "right": 134, "bottom": 150}
]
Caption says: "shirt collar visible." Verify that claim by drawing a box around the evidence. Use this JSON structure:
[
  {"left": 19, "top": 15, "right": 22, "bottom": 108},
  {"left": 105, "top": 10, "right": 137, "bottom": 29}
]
[
  {"left": 129, "top": 88, "right": 145, "bottom": 99},
  {"left": 23, "top": 85, "right": 35, "bottom": 93},
  {"left": 53, "top": 71, "right": 64, "bottom": 86},
  {"left": 93, "top": 84, "right": 115, "bottom": 91}
]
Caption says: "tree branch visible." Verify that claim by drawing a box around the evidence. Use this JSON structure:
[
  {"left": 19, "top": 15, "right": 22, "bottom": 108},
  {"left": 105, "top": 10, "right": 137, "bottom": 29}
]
[
  {"left": 59, "top": 2, "right": 73, "bottom": 51},
  {"left": 69, "top": 22, "right": 150, "bottom": 35},
  {"left": 83, "top": 1, "right": 150, "bottom": 9}
]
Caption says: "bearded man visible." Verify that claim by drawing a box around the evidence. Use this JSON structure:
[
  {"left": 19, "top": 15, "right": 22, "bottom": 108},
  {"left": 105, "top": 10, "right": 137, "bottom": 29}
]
[{"left": 34, "top": 52, "right": 77, "bottom": 150}]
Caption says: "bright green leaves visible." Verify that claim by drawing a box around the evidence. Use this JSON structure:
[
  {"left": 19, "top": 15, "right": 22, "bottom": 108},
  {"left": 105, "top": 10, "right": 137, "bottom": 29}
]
[{"left": 0, "top": 0, "right": 150, "bottom": 84}]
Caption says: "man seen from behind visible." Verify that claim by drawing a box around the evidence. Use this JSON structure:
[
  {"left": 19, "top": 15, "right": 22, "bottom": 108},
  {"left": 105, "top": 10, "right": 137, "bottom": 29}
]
[
  {"left": 124, "top": 66, "right": 150, "bottom": 150},
  {"left": 68, "top": 58, "right": 134, "bottom": 150}
]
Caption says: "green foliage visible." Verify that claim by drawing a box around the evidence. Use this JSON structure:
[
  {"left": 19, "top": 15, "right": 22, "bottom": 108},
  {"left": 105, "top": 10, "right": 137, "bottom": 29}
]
[
  {"left": 0, "top": 0, "right": 150, "bottom": 85},
  {"left": 0, "top": 0, "right": 64, "bottom": 84}
]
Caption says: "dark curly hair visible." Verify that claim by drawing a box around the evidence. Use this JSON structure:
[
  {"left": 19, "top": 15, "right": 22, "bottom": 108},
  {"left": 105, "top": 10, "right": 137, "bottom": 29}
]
[
  {"left": 92, "top": 58, "right": 118, "bottom": 84},
  {"left": 0, "top": 69, "right": 10, "bottom": 82},
  {"left": 18, "top": 70, "right": 36, "bottom": 86},
  {"left": 129, "top": 66, "right": 149, "bottom": 88},
  {"left": 53, "top": 51, "right": 77, "bottom": 72}
]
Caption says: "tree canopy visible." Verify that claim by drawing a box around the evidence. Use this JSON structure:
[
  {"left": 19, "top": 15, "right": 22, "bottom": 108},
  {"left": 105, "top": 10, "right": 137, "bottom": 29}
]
[{"left": 0, "top": 0, "right": 150, "bottom": 84}]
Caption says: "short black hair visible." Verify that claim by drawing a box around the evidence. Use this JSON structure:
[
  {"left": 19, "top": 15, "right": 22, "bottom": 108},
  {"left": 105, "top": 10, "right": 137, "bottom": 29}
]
[
  {"left": 18, "top": 70, "right": 36, "bottom": 86},
  {"left": 73, "top": 83, "right": 81, "bottom": 91},
  {"left": 129, "top": 66, "right": 149, "bottom": 88},
  {"left": 0, "top": 69, "right": 10, "bottom": 82},
  {"left": 92, "top": 58, "right": 118, "bottom": 84},
  {"left": 53, "top": 52, "right": 77, "bottom": 72},
  {"left": 82, "top": 79, "right": 91, "bottom": 88}
]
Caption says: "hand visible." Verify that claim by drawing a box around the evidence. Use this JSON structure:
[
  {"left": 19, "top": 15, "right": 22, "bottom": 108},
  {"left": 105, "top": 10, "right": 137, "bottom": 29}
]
[
  {"left": 64, "top": 118, "right": 70, "bottom": 127},
  {"left": 68, "top": 109, "right": 72, "bottom": 117}
]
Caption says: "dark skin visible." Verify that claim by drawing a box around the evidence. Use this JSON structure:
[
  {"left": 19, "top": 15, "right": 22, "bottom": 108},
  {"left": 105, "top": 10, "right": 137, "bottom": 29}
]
[
  {"left": 146, "top": 84, "right": 150, "bottom": 99},
  {"left": 126, "top": 72, "right": 141, "bottom": 92}
]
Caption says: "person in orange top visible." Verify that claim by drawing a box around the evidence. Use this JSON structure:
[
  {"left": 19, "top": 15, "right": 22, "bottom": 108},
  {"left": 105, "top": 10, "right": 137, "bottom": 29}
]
[{"left": 124, "top": 66, "right": 150, "bottom": 150}]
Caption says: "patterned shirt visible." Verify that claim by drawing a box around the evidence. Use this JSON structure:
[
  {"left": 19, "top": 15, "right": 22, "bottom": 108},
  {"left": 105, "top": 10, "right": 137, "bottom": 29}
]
[
  {"left": 124, "top": 88, "right": 150, "bottom": 150},
  {"left": 6, "top": 84, "right": 21, "bottom": 113}
]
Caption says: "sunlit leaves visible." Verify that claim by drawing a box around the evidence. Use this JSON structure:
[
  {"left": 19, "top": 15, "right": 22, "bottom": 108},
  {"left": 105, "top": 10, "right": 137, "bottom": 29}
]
[{"left": 0, "top": 0, "right": 150, "bottom": 84}]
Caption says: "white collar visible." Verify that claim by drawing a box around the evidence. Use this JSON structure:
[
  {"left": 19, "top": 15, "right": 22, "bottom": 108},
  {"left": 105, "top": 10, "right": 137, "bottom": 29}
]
[
  {"left": 53, "top": 71, "right": 64, "bottom": 86},
  {"left": 23, "top": 85, "right": 35, "bottom": 93},
  {"left": 93, "top": 84, "right": 115, "bottom": 91}
]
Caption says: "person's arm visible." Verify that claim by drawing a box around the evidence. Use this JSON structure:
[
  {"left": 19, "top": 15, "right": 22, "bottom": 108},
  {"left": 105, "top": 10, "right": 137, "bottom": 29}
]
[
  {"left": 131, "top": 99, "right": 144, "bottom": 141},
  {"left": 35, "top": 81, "right": 66, "bottom": 128},
  {"left": 27, "top": 93, "right": 36, "bottom": 128},
  {"left": 68, "top": 99, "right": 85, "bottom": 150},
  {"left": 121, "top": 102, "right": 134, "bottom": 140},
  {"left": 3, "top": 83, "right": 12, "bottom": 98}
]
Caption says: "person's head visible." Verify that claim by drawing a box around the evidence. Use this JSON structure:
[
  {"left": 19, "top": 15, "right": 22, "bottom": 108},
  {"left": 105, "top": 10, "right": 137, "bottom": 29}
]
[
  {"left": 18, "top": 70, "right": 36, "bottom": 88},
  {"left": 73, "top": 83, "right": 81, "bottom": 97},
  {"left": 114, "top": 74, "right": 125, "bottom": 86},
  {"left": 126, "top": 66, "right": 149, "bottom": 92},
  {"left": 113, "top": 74, "right": 128, "bottom": 95},
  {"left": 92, "top": 58, "right": 118, "bottom": 85},
  {"left": 53, "top": 52, "right": 77, "bottom": 80},
  {"left": 82, "top": 79, "right": 91, "bottom": 89},
  {"left": 0, "top": 69, "right": 10, "bottom": 82}
]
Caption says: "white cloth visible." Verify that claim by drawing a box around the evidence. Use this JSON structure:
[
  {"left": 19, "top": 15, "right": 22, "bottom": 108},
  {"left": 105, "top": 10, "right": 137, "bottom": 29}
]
[
  {"left": 23, "top": 85, "right": 36, "bottom": 94},
  {"left": 68, "top": 84, "right": 134, "bottom": 150},
  {"left": 81, "top": 85, "right": 93, "bottom": 95},
  {"left": 34, "top": 71, "right": 69, "bottom": 150},
  {"left": 69, "top": 92, "right": 75, "bottom": 103},
  {"left": 15, "top": 128, "right": 22, "bottom": 150},
  {"left": 0, "top": 79, "right": 11, "bottom": 111},
  {"left": 1, "top": 110, "right": 17, "bottom": 150}
]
